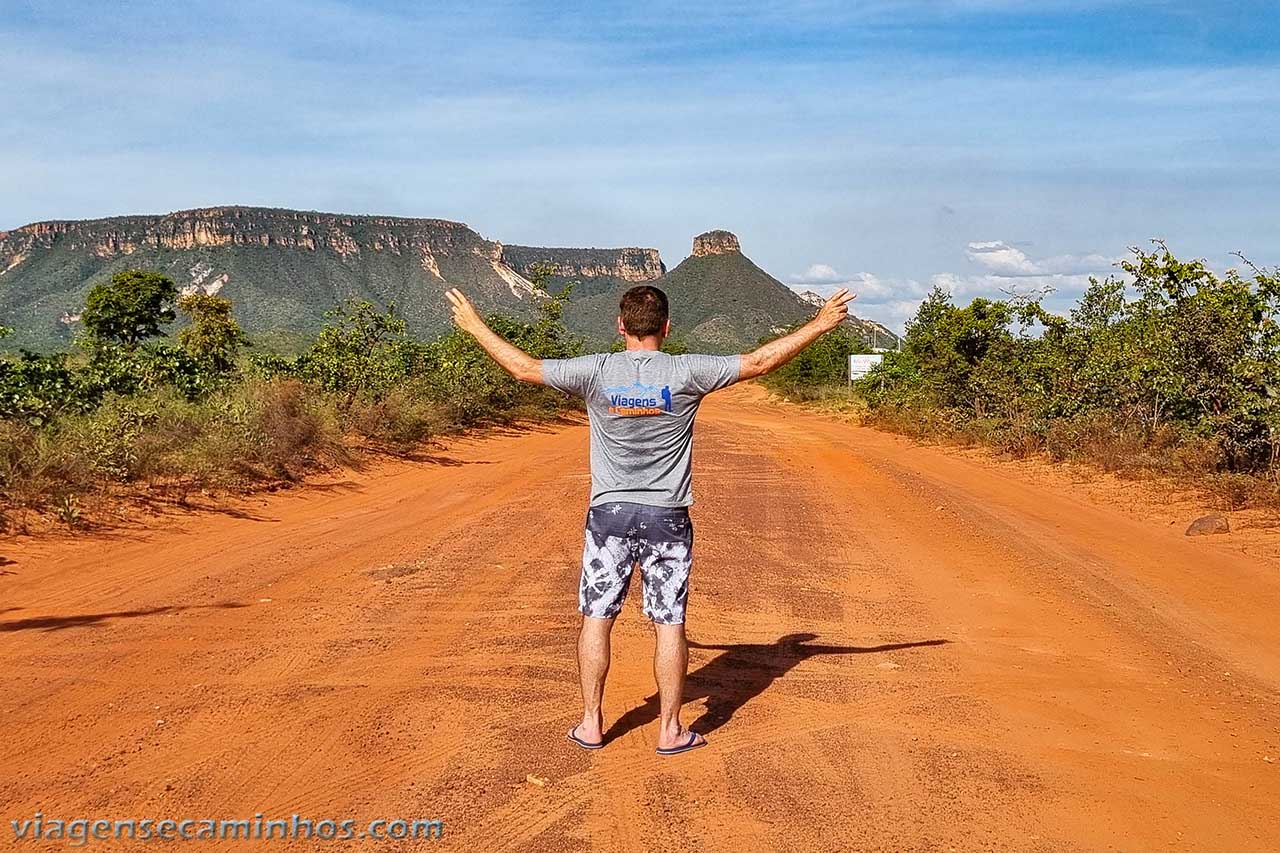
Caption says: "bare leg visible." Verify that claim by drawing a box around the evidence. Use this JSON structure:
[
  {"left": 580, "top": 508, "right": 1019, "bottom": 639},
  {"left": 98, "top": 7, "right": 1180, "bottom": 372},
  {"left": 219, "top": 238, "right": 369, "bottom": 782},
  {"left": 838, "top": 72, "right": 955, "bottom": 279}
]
[
  {"left": 572, "top": 614, "right": 615, "bottom": 744},
  {"left": 654, "top": 621, "right": 704, "bottom": 750}
]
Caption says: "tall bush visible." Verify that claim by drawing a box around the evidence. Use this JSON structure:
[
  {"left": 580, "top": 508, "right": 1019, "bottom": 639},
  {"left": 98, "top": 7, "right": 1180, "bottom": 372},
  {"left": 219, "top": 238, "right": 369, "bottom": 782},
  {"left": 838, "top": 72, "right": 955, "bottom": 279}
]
[{"left": 858, "top": 243, "right": 1280, "bottom": 476}]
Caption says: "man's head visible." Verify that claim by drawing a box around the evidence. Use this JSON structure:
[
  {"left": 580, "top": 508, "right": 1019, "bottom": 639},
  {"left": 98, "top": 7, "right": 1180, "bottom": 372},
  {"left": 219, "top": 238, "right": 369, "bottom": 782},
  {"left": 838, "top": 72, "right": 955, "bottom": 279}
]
[{"left": 617, "top": 285, "right": 670, "bottom": 343}]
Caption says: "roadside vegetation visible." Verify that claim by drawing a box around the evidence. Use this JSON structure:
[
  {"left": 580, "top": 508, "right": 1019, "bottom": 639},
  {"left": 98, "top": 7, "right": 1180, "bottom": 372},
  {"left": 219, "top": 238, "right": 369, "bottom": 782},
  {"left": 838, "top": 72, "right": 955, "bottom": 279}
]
[
  {"left": 757, "top": 324, "right": 872, "bottom": 402},
  {"left": 0, "top": 268, "right": 581, "bottom": 531},
  {"left": 846, "top": 243, "right": 1280, "bottom": 508}
]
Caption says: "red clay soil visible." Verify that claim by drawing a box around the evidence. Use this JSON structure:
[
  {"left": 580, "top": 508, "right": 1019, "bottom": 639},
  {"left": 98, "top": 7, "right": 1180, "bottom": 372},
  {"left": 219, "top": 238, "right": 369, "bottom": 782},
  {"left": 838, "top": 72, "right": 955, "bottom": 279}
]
[{"left": 2, "top": 383, "right": 1278, "bottom": 851}]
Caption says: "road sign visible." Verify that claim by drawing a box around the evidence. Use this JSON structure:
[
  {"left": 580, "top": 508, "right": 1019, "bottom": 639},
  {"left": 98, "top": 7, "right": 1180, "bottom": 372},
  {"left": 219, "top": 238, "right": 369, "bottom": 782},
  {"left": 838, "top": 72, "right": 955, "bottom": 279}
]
[{"left": 849, "top": 353, "right": 883, "bottom": 381}]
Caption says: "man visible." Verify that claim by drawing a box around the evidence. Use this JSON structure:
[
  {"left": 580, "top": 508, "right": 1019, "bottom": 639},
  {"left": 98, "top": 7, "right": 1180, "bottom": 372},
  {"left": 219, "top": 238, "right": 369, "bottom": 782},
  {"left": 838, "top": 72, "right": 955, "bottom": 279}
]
[{"left": 445, "top": 283, "right": 855, "bottom": 755}]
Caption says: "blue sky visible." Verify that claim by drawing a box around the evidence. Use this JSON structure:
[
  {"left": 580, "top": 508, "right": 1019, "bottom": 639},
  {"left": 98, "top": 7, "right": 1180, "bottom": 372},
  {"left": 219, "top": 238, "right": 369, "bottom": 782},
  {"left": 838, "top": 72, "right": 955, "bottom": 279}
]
[{"left": 2, "top": 0, "right": 1277, "bottom": 330}]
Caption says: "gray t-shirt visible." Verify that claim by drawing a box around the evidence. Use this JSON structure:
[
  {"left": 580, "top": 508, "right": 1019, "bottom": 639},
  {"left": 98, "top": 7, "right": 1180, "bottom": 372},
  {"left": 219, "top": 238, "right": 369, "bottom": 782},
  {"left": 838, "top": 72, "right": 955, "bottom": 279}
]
[{"left": 542, "top": 351, "right": 742, "bottom": 507}]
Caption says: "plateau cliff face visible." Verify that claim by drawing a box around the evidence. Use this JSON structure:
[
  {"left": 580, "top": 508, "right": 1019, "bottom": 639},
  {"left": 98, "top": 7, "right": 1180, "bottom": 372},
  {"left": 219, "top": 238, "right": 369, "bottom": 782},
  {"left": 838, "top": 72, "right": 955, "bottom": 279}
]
[
  {"left": 0, "top": 207, "right": 510, "bottom": 263},
  {"left": 691, "top": 230, "right": 741, "bottom": 257},
  {"left": 500, "top": 245, "right": 665, "bottom": 293},
  {"left": 0, "top": 207, "right": 539, "bottom": 349}
]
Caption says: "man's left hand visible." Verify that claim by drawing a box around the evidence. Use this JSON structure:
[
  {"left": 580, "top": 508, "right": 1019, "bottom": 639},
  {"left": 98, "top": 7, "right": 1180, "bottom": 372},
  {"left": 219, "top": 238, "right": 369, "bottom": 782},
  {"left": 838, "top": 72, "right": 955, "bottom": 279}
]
[{"left": 446, "top": 288, "right": 486, "bottom": 336}]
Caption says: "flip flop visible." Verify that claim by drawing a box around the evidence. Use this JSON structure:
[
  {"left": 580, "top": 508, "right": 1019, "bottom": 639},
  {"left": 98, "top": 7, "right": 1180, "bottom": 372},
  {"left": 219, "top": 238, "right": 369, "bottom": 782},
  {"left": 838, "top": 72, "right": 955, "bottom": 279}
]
[
  {"left": 566, "top": 726, "right": 604, "bottom": 751},
  {"left": 655, "top": 732, "right": 707, "bottom": 756}
]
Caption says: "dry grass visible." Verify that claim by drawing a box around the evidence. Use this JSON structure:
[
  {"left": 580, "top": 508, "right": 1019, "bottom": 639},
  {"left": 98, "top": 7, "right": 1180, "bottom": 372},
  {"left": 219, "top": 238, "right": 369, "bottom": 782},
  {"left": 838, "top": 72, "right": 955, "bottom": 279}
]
[
  {"left": 780, "top": 392, "right": 1280, "bottom": 511},
  {"left": 0, "top": 376, "right": 577, "bottom": 534}
]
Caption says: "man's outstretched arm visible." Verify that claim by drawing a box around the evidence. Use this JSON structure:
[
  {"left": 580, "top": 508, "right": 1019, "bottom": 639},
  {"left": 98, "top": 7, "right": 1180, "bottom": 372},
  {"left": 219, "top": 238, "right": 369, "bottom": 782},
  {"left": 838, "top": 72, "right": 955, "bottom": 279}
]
[
  {"left": 445, "top": 288, "right": 544, "bottom": 384},
  {"left": 737, "top": 288, "right": 857, "bottom": 380}
]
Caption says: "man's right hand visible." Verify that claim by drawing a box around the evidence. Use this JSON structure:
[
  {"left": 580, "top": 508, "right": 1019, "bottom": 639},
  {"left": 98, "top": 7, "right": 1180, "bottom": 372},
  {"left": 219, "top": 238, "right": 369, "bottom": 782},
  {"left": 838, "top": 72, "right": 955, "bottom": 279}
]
[{"left": 815, "top": 288, "right": 856, "bottom": 332}]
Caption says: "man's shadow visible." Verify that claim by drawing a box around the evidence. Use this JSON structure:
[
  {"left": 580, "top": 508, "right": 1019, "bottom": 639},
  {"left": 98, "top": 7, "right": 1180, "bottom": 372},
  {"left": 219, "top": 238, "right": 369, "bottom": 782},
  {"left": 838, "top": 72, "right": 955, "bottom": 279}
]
[{"left": 604, "top": 633, "right": 948, "bottom": 742}]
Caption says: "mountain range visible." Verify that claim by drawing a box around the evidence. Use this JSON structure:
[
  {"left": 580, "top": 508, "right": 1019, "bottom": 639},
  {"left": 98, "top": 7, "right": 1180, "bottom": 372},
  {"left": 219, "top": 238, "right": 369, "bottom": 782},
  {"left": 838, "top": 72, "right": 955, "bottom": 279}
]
[{"left": 0, "top": 206, "right": 898, "bottom": 353}]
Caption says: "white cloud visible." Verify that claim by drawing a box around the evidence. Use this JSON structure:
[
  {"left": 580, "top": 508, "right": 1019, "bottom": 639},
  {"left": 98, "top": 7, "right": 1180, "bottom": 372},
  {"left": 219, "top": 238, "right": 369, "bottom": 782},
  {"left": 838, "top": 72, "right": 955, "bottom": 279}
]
[
  {"left": 930, "top": 270, "right": 1098, "bottom": 300},
  {"left": 965, "top": 241, "right": 1040, "bottom": 275},
  {"left": 791, "top": 241, "right": 1121, "bottom": 332},
  {"left": 789, "top": 263, "right": 844, "bottom": 284},
  {"left": 789, "top": 267, "right": 926, "bottom": 303},
  {"left": 965, "top": 240, "right": 1119, "bottom": 277},
  {"left": 945, "top": 239, "right": 1121, "bottom": 305},
  {"left": 853, "top": 299, "right": 931, "bottom": 334},
  {"left": 789, "top": 270, "right": 931, "bottom": 336}
]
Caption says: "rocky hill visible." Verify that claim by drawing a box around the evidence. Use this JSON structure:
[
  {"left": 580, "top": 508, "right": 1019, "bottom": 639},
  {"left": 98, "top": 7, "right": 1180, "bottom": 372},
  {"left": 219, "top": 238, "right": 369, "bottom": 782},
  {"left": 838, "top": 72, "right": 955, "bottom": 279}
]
[
  {"left": 558, "top": 229, "right": 900, "bottom": 352},
  {"left": 648, "top": 230, "right": 814, "bottom": 351}
]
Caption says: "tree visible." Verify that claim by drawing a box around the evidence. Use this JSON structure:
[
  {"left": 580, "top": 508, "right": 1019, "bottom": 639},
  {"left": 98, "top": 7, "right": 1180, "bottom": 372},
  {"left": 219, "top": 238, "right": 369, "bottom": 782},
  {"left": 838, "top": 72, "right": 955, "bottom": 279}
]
[
  {"left": 302, "top": 299, "right": 417, "bottom": 406},
  {"left": 899, "top": 287, "right": 1018, "bottom": 414},
  {"left": 1117, "top": 243, "right": 1280, "bottom": 466},
  {"left": 81, "top": 270, "right": 178, "bottom": 348},
  {"left": 428, "top": 281, "right": 583, "bottom": 423},
  {"left": 178, "top": 293, "right": 246, "bottom": 371}
]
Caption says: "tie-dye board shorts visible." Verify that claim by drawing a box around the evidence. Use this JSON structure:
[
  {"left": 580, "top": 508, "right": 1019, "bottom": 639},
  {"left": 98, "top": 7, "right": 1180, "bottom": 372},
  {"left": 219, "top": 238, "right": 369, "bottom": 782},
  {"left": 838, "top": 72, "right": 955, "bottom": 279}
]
[{"left": 580, "top": 501, "right": 694, "bottom": 624}]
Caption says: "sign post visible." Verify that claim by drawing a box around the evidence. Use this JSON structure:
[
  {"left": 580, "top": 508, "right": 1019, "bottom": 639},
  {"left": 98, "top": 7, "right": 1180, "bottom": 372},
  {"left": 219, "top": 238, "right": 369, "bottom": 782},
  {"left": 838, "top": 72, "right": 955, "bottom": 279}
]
[{"left": 848, "top": 353, "right": 883, "bottom": 384}]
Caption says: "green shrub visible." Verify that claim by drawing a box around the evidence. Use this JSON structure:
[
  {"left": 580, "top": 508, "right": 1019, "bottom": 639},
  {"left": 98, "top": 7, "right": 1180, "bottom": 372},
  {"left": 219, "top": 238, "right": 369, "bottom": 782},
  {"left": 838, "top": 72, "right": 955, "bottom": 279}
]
[
  {"left": 0, "top": 351, "right": 81, "bottom": 424},
  {"left": 0, "top": 271, "right": 584, "bottom": 523},
  {"left": 298, "top": 299, "right": 426, "bottom": 406},
  {"left": 854, "top": 244, "right": 1279, "bottom": 488},
  {"left": 178, "top": 292, "right": 246, "bottom": 372},
  {"left": 423, "top": 285, "right": 582, "bottom": 426}
]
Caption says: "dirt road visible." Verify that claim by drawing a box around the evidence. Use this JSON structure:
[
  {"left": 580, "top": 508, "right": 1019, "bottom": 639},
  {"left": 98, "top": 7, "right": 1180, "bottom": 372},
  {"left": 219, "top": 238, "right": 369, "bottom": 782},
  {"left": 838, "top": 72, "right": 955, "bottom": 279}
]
[{"left": 3, "top": 384, "right": 1278, "bottom": 851}]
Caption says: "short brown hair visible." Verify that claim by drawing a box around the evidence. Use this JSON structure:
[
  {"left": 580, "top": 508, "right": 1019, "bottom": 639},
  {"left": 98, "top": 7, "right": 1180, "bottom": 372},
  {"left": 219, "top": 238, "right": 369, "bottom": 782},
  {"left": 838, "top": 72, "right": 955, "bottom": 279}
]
[{"left": 619, "top": 285, "right": 669, "bottom": 337}]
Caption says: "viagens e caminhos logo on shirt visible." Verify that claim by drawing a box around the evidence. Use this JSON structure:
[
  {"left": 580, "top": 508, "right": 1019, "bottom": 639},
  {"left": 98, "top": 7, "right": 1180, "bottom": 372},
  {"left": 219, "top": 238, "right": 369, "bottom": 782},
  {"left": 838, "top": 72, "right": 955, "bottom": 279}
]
[{"left": 603, "top": 382, "right": 673, "bottom": 416}]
